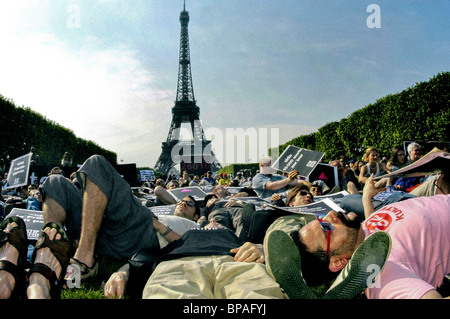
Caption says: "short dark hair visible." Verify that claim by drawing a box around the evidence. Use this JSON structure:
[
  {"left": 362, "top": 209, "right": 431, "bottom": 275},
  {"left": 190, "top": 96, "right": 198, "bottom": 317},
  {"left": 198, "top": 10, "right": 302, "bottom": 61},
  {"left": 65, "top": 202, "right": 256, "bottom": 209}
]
[
  {"left": 286, "top": 185, "right": 313, "bottom": 206},
  {"left": 237, "top": 187, "right": 257, "bottom": 197},
  {"left": 289, "top": 231, "right": 337, "bottom": 287},
  {"left": 438, "top": 169, "right": 449, "bottom": 194},
  {"left": 185, "top": 195, "right": 200, "bottom": 217}
]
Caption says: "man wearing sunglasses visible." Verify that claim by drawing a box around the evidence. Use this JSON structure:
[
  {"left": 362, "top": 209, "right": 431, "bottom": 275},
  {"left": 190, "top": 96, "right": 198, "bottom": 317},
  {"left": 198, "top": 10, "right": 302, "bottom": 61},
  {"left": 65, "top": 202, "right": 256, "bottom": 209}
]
[
  {"left": 266, "top": 189, "right": 450, "bottom": 299},
  {"left": 270, "top": 184, "right": 314, "bottom": 208},
  {"left": 285, "top": 185, "right": 314, "bottom": 207},
  {"left": 173, "top": 197, "right": 199, "bottom": 221}
]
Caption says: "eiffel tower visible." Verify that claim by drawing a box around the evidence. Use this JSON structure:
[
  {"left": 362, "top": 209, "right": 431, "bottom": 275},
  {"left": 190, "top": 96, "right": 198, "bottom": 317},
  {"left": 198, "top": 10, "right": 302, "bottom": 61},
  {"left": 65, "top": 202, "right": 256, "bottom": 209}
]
[{"left": 154, "top": 2, "right": 222, "bottom": 175}]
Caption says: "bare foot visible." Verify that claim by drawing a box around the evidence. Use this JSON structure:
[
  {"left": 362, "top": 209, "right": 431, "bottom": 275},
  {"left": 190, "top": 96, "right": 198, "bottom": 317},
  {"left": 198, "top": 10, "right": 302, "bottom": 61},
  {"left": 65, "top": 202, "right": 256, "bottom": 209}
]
[
  {"left": 0, "top": 222, "right": 20, "bottom": 299},
  {"left": 27, "top": 227, "right": 62, "bottom": 299}
]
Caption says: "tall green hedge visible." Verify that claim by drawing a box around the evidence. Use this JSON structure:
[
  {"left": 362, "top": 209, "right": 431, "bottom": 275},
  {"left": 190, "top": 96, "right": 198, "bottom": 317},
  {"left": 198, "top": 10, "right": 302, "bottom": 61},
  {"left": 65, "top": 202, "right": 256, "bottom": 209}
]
[
  {"left": 218, "top": 163, "right": 259, "bottom": 177},
  {"left": 274, "top": 71, "right": 450, "bottom": 161},
  {"left": 0, "top": 95, "right": 117, "bottom": 171}
]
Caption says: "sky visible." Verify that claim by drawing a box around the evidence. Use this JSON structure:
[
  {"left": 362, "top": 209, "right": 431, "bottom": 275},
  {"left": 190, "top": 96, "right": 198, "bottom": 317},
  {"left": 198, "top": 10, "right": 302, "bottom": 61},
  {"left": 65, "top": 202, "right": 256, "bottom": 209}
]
[{"left": 0, "top": 0, "right": 449, "bottom": 169}]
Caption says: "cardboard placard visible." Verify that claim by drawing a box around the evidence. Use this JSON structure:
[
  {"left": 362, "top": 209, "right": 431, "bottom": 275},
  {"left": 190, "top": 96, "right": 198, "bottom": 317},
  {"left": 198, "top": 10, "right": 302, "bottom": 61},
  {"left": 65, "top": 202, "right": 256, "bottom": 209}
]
[
  {"left": 262, "top": 198, "right": 344, "bottom": 218},
  {"left": 272, "top": 145, "right": 324, "bottom": 178},
  {"left": 224, "top": 196, "right": 271, "bottom": 210},
  {"left": 314, "top": 190, "right": 349, "bottom": 205},
  {"left": 6, "top": 153, "right": 32, "bottom": 189},
  {"left": 168, "top": 186, "right": 208, "bottom": 202},
  {"left": 224, "top": 187, "right": 242, "bottom": 196},
  {"left": 5, "top": 208, "right": 43, "bottom": 241},
  {"left": 373, "top": 147, "right": 450, "bottom": 179},
  {"left": 307, "top": 163, "right": 339, "bottom": 190},
  {"left": 140, "top": 169, "right": 155, "bottom": 181},
  {"left": 149, "top": 205, "right": 176, "bottom": 215}
]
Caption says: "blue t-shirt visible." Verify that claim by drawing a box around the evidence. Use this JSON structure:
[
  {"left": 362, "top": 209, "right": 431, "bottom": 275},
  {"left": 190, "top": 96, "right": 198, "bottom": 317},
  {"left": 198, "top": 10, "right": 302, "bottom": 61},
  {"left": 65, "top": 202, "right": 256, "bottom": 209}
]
[
  {"left": 202, "top": 177, "right": 215, "bottom": 184},
  {"left": 252, "top": 174, "right": 287, "bottom": 199}
]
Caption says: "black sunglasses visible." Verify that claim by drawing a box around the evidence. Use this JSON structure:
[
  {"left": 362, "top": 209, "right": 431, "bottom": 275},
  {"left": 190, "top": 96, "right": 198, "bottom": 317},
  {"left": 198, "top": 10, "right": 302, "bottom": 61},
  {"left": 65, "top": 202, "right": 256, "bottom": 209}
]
[
  {"left": 299, "top": 190, "right": 314, "bottom": 200},
  {"left": 177, "top": 199, "right": 196, "bottom": 207}
]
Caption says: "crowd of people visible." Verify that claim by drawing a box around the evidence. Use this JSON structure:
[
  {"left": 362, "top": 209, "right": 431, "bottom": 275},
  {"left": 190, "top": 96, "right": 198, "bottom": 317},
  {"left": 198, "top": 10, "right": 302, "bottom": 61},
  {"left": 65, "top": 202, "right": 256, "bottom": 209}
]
[{"left": 0, "top": 142, "right": 449, "bottom": 300}]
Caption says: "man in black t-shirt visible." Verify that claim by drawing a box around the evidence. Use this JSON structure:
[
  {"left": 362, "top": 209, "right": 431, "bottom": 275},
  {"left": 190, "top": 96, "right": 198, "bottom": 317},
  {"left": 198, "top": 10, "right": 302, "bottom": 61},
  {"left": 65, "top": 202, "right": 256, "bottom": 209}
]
[{"left": 103, "top": 219, "right": 285, "bottom": 299}]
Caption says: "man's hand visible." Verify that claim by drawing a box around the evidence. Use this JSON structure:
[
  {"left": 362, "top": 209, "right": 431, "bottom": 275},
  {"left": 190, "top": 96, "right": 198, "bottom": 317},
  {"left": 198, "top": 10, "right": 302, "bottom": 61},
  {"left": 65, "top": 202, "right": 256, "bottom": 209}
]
[
  {"left": 104, "top": 271, "right": 128, "bottom": 299},
  {"left": 153, "top": 217, "right": 181, "bottom": 242},
  {"left": 362, "top": 174, "right": 385, "bottom": 218},
  {"left": 363, "top": 174, "right": 385, "bottom": 200},
  {"left": 270, "top": 193, "right": 283, "bottom": 202},
  {"left": 224, "top": 199, "right": 244, "bottom": 208},
  {"left": 287, "top": 170, "right": 299, "bottom": 181},
  {"left": 230, "top": 242, "right": 265, "bottom": 263}
]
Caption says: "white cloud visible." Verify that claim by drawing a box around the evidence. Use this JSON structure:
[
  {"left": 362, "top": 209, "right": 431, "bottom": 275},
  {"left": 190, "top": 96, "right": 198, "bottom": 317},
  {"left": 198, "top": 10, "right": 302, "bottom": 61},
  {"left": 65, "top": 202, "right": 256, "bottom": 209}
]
[
  {"left": 202, "top": 123, "right": 316, "bottom": 166},
  {"left": 0, "top": 26, "right": 174, "bottom": 167}
]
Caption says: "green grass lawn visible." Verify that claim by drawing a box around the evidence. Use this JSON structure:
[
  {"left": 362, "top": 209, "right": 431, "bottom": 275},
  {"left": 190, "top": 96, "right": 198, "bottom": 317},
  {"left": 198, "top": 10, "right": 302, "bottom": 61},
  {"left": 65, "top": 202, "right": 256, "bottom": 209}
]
[
  {"left": 59, "top": 255, "right": 333, "bottom": 299},
  {"left": 31, "top": 251, "right": 342, "bottom": 299},
  {"left": 59, "top": 257, "right": 447, "bottom": 300},
  {"left": 59, "top": 255, "right": 339, "bottom": 299},
  {"left": 61, "top": 256, "right": 124, "bottom": 299}
]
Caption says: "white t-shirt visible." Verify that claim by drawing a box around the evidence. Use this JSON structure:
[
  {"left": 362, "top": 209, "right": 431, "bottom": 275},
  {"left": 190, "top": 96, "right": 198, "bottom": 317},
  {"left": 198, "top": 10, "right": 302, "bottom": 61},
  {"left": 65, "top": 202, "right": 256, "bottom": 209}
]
[
  {"left": 362, "top": 194, "right": 450, "bottom": 299},
  {"left": 156, "top": 215, "right": 199, "bottom": 248}
]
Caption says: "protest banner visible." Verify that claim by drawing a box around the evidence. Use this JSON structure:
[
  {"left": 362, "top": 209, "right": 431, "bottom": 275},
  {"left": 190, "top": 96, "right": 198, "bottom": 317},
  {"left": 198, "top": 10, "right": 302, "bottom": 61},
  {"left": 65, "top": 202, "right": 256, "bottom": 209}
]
[
  {"left": 224, "top": 187, "right": 242, "bottom": 196},
  {"left": 262, "top": 198, "right": 344, "bottom": 219},
  {"left": 5, "top": 208, "right": 43, "bottom": 241},
  {"left": 168, "top": 186, "right": 208, "bottom": 202},
  {"left": 180, "top": 154, "right": 211, "bottom": 176},
  {"left": 140, "top": 169, "right": 155, "bottom": 181},
  {"left": 271, "top": 145, "right": 324, "bottom": 178},
  {"left": 149, "top": 205, "right": 176, "bottom": 216},
  {"left": 225, "top": 196, "right": 271, "bottom": 210},
  {"left": 373, "top": 147, "right": 449, "bottom": 179},
  {"left": 6, "top": 153, "right": 32, "bottom": 189},
  {"left": 200, "top": 185, "right": 214, "bottom": 193},
  {"left": 307, "top": 163, "right": 339, "bottom": 191},
  {"left": 314, "top": 190, "right": 349, "bottom": 206}
]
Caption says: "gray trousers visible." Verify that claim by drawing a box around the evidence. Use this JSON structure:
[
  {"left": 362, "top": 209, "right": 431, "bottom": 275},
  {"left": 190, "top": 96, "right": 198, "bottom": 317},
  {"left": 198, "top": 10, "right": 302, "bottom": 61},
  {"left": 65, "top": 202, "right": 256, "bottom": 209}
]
[{"left": 41, "top": 155, "right": 158, "bottom": 260}]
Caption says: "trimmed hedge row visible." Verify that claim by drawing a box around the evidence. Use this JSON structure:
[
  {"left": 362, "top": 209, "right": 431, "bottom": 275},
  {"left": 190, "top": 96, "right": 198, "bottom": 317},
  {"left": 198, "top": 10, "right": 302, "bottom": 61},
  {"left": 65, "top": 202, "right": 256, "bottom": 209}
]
[
  {"left": 274, "top": 72, "right": 450, "bottom": 161},
  {"left": 0, "top": 95, "right": 117, "bottom": 170}
]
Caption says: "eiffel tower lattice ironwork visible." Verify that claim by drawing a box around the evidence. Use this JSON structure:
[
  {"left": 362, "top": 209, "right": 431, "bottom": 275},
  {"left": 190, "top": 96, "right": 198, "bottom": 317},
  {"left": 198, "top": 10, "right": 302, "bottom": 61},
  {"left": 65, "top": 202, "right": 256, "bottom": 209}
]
[{"left": 154, "top": 3, "right": 222, "bottom": 175}]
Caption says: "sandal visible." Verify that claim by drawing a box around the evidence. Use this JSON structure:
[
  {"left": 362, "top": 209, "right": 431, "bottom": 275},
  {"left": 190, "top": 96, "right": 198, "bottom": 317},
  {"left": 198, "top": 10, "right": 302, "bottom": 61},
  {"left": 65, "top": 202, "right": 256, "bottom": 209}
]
[
  {"left": 0, "top": 216, "right": 28, "bottom": 299},
  {"left": 65, "top": 256, "right": 99, "bottom": 284},
  {"left": 28, "top": 222, "right": 71, "bottom": 299}
]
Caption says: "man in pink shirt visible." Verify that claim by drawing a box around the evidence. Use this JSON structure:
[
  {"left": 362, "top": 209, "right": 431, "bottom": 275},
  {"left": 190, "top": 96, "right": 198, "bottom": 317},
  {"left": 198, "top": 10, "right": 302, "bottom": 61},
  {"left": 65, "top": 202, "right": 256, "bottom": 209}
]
[
  {"left": 361, "top": 194, "right": 450, "bottom": 298},
  {"left": 296, "top": 193, "right": 450, "bottom": 298}
]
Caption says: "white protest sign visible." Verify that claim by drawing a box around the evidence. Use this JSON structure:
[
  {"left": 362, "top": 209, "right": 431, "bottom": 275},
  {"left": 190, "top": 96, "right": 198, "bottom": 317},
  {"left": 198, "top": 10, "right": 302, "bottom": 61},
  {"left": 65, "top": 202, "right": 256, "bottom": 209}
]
[{"left": 140, "top": 169, "right": 156, "bottom": 181}]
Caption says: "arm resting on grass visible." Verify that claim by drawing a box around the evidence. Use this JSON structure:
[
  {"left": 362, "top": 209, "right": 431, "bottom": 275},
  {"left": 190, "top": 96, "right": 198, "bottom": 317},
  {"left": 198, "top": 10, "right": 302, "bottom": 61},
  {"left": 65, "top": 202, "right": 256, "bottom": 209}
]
[{"left": 104, "top": 263, "right": 129, "bottom": 299}]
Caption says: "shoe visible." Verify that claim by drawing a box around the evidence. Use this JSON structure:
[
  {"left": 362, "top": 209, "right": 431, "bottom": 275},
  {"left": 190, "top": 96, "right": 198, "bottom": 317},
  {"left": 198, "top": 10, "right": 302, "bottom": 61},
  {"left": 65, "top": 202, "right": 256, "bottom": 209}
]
[
  {"left": 238, "top": 203, "right": 255, "bottom": 242},
  {"left": 264, "top": 229, "right": 317, "bottom": 299},
  {"left": 322, "top": 231, "right": 391, "bottom": 299},
  {"left": 64, "top": 256, "right": 99, "bottom": 286}
]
